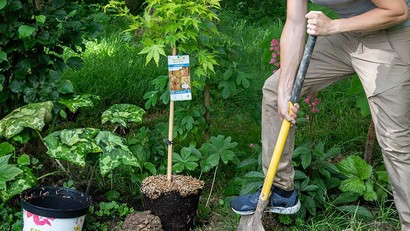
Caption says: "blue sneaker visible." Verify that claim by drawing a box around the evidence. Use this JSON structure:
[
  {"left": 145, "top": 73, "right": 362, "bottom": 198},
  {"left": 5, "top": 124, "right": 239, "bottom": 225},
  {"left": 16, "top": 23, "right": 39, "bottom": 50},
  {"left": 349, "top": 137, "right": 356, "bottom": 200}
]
[{"left": 230, "top": 187, "right": 301, "bottom": 215}]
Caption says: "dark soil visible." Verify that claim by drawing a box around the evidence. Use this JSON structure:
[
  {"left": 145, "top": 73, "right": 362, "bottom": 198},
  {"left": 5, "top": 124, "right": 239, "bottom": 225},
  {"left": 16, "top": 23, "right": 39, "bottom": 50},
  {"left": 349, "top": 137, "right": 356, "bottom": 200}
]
[
  {"left": 141, "top": 175, "right": 204, "bottom": 231},
  {"left": 121, "top": 210, "right": 163, "bottom": 231}
]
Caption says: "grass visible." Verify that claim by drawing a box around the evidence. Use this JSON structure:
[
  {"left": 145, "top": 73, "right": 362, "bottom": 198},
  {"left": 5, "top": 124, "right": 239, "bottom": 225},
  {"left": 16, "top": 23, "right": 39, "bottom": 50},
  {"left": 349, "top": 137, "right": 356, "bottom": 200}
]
[{"left": 59, "top": 10, "right": 395, "bottom": 231}]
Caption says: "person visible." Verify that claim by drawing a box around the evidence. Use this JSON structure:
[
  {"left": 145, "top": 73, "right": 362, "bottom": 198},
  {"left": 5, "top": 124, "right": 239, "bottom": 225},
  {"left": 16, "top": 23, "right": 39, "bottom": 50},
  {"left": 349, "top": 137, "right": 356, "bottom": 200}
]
[{"left": 231, "top": 0, "right": 410, "bottom": 229}]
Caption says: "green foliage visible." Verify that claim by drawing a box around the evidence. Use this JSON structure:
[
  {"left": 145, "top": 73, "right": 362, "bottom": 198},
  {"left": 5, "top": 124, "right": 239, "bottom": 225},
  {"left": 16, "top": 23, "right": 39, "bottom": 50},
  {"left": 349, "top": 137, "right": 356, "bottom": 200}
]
[
  {"left": 0, "top": 0, "right": 103, "bottom": 115},
  {"left": 0, "top": 101, "right": 53, "bottom": 139},
  {"left": 0, "top": 204, "right": 23, "bottom": 231},
  {"left": 84, "top": 201, "right": 134, "bottom": 231},
  {"left": 58, "top": 94, "right": 100, "bottom": 114},
  {"left": 44, "top": 128, "right": 102, "bottom": 166},
  {"left": 101, "top": 103, "right": 146, "bottom": 128},
  {"left": 0, "top": 146, "right": 37, "bottom": 202},
  {"left": 221, "top": 0, "right": 286, "bottom": 23},
  {"left": 336, "top": 155, "right": 378, "bottom": 202},
  {"left": 348, "top": 75, "right": 370, "bottom": 117},
  {"left": 44, "top": 128, "right": 140, "bottom": 176},
  {"left": 199, "top": 135, "right": 238, "bottom": 173},
  {"left": 105, "top": 0, "right": 221, "bottom": 67},
  {"left": 292, "top": 142, "right": 342, "bottom": 218},
  {"left": 94, "top": 201, "right": 134, "bottom": 217},
  {"left": 0, "top": 155, "right": 22, "bottom": 192},
  {"left": 172, "top": 145, "right": 201, "bottom": 173}
]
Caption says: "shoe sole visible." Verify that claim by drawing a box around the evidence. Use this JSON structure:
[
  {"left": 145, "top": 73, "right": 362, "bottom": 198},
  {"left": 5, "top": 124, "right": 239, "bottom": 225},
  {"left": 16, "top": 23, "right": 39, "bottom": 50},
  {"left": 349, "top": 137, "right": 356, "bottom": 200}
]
[
  {"left": 265, "top": 200, "right": 301, "bottom": 215},
  {"left": 231, "top": 200, "right": 301, "bottom": 216}
]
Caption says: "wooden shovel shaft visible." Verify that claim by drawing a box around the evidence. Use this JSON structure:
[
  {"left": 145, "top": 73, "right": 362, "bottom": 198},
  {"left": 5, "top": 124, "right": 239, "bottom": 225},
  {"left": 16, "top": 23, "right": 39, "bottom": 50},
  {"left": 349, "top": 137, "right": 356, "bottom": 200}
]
[
  {"left": 260, "top": 118, "right": 292, "bottom": 200},
  {"left": 260, "top": 35, "right": 317, "bottom": 200}
]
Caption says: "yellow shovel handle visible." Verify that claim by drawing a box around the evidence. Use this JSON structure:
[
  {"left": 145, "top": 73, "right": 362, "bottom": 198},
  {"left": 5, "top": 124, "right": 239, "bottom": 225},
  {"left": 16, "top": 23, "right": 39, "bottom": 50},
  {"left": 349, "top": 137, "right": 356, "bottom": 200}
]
[{"left": 260, "top": 102, "right": 293, "bottom": 201}]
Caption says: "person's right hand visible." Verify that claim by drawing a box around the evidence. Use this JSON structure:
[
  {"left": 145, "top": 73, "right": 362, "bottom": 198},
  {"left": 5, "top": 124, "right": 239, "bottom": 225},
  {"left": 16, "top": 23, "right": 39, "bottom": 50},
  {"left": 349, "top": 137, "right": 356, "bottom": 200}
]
[{"left": 278, "top": 93, "right": 300, "bottom": 125}]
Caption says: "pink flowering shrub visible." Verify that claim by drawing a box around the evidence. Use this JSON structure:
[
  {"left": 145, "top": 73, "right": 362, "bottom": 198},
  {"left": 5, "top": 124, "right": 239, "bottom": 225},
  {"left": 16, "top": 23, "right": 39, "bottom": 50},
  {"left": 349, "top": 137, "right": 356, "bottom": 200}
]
[
  {"left": 304, "top": 93, "right": 320, "bottom": 121},
  {"left": 270, "top": 38, "right": 280, "bottom": 72}
]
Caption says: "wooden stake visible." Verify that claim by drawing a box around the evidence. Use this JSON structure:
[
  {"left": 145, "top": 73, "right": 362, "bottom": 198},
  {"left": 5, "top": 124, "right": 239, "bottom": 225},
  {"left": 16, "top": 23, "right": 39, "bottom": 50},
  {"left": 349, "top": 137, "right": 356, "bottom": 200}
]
[{"left": 167, "top": 47, "right": 177, "bottom": 182}]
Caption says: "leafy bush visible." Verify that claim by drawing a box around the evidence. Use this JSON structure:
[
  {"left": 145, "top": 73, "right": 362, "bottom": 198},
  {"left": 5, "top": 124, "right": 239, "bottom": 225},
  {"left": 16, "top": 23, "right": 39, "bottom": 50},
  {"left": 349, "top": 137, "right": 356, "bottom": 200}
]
[{"left": 0, "top": 0, "right": 103, "bottom": 116}]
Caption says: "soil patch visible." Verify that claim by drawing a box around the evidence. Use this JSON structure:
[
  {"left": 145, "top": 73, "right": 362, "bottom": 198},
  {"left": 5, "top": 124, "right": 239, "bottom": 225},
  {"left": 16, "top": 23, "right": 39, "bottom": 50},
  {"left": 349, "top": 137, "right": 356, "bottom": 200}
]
[{"left": 121, "top": 210, "right": 163, "bottom": 231}]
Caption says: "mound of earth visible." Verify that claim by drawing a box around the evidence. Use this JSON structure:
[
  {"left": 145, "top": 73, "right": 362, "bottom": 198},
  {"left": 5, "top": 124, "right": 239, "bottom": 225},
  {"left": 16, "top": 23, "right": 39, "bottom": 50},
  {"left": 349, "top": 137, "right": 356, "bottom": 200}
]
[{"left": 121, "top": 210, "right": 163, "bottom": 231}]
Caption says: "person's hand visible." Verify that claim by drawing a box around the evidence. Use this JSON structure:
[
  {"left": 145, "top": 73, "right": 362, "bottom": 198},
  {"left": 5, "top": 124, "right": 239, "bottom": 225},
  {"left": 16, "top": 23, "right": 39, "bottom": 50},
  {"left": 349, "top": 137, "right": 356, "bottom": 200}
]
[
  {"left": 305, "top": 11, "right": 334, "bottom": 36},
  {"left": 278, "top": 94, "right": 300, "bottom": 125}
]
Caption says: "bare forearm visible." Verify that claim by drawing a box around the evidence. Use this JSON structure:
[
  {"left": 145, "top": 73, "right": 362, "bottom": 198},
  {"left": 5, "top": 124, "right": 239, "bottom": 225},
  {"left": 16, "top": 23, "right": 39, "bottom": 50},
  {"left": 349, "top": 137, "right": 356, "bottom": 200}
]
[
  {"left": 278, "top": 25, "right": 306, "bottom": 99},
  {"left": 330, "top": 8, "right": 409, "bottom": 33}
]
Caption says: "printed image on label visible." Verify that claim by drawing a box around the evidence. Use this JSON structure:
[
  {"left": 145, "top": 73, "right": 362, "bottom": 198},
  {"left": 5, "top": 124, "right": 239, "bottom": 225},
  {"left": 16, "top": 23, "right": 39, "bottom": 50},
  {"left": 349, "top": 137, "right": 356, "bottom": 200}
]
[{"left": 168, "top": 55, "right": 192, "bottom": 101}]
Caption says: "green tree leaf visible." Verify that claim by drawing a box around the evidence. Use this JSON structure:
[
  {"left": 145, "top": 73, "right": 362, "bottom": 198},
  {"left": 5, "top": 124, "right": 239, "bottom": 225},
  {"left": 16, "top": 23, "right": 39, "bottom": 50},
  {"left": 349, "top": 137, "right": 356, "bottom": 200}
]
[
  {"left": 138, "top": 44, "right": 166, "bottom": 66},
  {"left": 0, "top": 0, "right": 6, "bottom": 10},
  {"left": 35, "top": 15, "right": 46, "bottom": 24},
  {"left": 18, "top": 25, "right": 36, "bottom": 38},
  {"left": 0, "top": 51, "right": 7, "bottom": 62}
]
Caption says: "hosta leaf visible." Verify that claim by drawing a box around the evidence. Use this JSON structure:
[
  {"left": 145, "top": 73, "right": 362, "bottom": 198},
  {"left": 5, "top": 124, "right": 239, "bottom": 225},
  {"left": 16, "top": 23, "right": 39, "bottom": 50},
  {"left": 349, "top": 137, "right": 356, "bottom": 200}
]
[
  {"left": 96, "top": 131, "right": 140, "bottom": 176},
  {"left": 58, "top": 94, "right": 99, "bottom": 113},
  {"left": 0, "top": 178, "right": 35, "bottom": 202},
  {"left": 44, "top": 128, "right": 101, "bottom": 166},
  {"left": 0, "top": 101, "right": 53, "bottom": 139},
  {"left": 101, "top": 104, "right": 146, "bottom": 128}
]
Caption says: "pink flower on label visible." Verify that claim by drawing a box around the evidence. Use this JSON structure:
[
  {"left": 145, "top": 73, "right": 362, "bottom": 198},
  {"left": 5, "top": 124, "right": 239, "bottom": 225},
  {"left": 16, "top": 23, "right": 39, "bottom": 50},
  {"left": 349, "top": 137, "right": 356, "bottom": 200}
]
[{"left": 26, "top": 211, "right": 54, "bottom": 227}]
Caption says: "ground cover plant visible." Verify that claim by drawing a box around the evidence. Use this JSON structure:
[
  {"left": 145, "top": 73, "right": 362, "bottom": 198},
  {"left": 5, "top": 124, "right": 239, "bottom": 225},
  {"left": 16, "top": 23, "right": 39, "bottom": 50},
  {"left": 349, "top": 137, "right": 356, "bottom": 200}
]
[{"left": 0, "top": 1, "right": 401, "bottom": 230}]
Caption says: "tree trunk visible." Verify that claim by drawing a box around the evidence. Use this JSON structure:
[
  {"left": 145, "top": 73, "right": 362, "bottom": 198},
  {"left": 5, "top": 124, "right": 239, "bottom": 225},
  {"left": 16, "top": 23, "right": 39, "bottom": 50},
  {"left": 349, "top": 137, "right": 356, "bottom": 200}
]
[
  {"left": 364, "top": 119, "right": 377, "bottom": 164},
  {"left": 204, "top": 84, "right": 211, "bottom": 141}
]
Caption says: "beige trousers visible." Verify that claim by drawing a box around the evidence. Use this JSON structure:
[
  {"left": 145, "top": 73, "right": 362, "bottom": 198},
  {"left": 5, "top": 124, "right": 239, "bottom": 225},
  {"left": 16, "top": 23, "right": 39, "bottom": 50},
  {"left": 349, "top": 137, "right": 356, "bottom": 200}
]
[{"left": 262, "top": 27, "right": 410, "bottom": 229}]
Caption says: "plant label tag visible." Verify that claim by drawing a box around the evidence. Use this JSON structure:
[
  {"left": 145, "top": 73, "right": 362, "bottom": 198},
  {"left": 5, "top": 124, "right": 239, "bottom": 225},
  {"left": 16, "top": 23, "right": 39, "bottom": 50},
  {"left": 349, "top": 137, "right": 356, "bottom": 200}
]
[{"left": 168, "top": 55, "right": 192, "bottom": 101}]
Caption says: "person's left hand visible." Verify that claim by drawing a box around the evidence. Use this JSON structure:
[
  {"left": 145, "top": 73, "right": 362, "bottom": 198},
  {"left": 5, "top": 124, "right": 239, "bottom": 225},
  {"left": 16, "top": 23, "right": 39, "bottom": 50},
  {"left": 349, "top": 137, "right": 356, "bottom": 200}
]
[{"left": 305, "top": 11, "right": 334, "bottom": 36}]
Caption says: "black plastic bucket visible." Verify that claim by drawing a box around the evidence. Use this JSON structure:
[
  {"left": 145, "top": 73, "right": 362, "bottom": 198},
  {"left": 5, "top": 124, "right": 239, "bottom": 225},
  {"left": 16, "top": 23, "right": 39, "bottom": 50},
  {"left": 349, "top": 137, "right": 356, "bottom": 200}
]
[{"left": 20, "top": 186, "right": 91, "bottom": 231}]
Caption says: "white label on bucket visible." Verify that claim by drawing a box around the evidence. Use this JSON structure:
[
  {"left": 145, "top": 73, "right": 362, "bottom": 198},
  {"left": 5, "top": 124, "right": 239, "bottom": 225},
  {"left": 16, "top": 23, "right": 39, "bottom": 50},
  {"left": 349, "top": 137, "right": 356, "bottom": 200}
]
[{"left": 23, "top": 209, "right": 85, "bottom": 231}]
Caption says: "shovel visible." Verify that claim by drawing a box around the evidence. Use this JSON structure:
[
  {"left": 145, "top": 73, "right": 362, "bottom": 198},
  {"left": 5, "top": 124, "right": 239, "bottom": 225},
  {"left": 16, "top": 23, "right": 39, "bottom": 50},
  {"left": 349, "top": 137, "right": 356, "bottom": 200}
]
[{"left": 237, "top": 35, "right": 317, "bottom": 231}]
